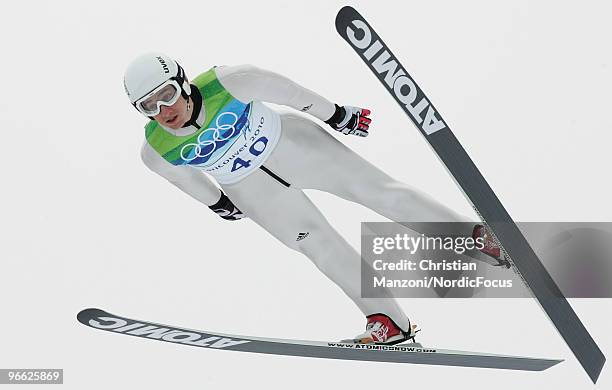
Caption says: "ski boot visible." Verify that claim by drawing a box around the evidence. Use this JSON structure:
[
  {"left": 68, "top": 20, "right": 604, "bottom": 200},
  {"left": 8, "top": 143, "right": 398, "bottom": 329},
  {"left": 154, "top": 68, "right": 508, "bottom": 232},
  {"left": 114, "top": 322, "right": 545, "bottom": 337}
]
[
  {"left": 473, "top": 224, "right": 511, "bottom": 268},
  {"left": 344, "top": 313, "right": 420, "bottom": 345}
]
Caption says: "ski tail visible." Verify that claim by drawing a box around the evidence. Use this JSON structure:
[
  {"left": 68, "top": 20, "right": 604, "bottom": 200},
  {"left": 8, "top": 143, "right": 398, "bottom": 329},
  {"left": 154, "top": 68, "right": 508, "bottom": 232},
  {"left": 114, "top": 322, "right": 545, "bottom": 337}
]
[{"left": 334, "top": 6, "right": 604, "bottom": 382}]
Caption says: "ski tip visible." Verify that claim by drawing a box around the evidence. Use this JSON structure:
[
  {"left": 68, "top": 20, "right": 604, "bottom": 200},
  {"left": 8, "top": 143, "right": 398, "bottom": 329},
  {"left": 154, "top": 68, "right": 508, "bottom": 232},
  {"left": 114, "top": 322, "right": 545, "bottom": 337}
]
[
  {"left": 77, "top": 308, "right": 107, "bottom": 325},
  {"left": 335, "top": 5, "right": 360, "bottom": 31}
]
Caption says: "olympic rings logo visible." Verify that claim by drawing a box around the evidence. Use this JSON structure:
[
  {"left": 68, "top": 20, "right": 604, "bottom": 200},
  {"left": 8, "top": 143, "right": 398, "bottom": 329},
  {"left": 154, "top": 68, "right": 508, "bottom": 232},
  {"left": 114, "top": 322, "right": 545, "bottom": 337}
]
[{"left": 180, "top": 112, "right": 241, "bottom": 162}]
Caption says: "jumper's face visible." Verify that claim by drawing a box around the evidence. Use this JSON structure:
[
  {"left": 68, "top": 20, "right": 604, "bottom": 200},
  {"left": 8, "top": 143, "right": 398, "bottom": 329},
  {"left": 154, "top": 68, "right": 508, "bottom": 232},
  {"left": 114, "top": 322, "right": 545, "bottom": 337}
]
[{"left": 154, "top": 96, "right": 190, "bottom": 129}]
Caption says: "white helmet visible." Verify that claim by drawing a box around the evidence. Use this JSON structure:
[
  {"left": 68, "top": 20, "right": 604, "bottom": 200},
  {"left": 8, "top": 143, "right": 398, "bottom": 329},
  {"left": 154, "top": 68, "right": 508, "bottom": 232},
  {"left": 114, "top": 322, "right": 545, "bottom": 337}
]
[{"left": 123, "top": 52, "right": 191, "bottom": 116}]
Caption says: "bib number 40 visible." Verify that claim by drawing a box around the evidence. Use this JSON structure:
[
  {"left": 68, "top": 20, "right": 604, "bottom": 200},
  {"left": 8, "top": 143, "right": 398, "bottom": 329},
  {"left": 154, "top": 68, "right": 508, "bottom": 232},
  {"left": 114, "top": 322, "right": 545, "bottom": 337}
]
[{"left": 231, "top": 136, "right": 269, "bottom": 172}]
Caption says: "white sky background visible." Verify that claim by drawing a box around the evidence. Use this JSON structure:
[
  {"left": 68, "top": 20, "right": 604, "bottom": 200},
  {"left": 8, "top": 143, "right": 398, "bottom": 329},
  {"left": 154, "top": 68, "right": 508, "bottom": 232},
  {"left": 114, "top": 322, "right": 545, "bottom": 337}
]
[{"left": 1, "top": 0, "right": 611, "bottom": 388}]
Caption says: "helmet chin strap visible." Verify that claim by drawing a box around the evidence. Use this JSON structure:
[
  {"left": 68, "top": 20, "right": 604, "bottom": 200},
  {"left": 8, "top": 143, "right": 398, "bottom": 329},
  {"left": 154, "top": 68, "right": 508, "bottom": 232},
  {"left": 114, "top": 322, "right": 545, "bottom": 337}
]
[
  {"left": 180, "top": 97, "right": 192, "bottom": 128},
  {"left": 180, "top": 86, "right": 203, "bottom": 129}
]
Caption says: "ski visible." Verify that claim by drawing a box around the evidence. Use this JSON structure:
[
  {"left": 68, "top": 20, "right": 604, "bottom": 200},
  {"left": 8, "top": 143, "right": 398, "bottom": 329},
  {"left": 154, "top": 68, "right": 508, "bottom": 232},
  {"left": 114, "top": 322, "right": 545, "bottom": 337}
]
[
  {"left": 334, "top": 6, "right": 605, "bottom": 383},
  {"left": 77, "top": 308, "right": 561, "bottom": 371}
]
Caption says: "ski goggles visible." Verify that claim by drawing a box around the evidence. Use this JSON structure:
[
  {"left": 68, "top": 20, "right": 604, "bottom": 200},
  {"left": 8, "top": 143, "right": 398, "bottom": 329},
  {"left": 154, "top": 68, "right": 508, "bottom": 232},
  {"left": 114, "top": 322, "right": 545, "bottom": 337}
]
[{"left": 134, "top": 79, "right": 182, "bottom": 116}]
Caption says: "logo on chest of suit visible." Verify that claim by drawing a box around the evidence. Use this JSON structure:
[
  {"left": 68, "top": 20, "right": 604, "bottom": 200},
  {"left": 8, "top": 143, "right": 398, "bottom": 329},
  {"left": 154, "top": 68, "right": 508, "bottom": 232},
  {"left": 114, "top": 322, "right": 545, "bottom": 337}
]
[{"left": 180, "top": 112, "right": 242, "bottom": 162}]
